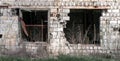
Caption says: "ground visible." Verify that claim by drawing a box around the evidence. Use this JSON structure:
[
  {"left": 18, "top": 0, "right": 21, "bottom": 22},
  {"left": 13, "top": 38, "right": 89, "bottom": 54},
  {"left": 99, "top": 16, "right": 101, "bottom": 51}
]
[{"left": 0, "top": 55, "right": 119, "bottom": 61}]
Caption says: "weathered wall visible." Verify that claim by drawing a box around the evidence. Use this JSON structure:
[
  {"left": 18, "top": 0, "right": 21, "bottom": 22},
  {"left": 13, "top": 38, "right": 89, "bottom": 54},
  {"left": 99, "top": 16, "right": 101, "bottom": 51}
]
[
  {"left": 0, "top": 9, "right": 19, "bottom": 51},
  {"left": 100, "top": 3, "right": 120, "bottom": 52},
  {"left": 0, "top": 0, "right": 120, "bottom": 56},
  {"left": 48, "top": 8, "right": 70, "bottom": 55}
]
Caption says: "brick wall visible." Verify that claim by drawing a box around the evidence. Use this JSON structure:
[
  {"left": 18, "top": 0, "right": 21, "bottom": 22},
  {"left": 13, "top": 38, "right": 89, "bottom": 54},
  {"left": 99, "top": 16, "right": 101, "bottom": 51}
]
[
  {"left": 0, "top": 8, "right": 19, "bottom": 51},
  {"left": 100, "top": 3, "right": 120, "bottom": 52},
  {"left": 0, "top": 0, "right": 120, "bottom": 56}
]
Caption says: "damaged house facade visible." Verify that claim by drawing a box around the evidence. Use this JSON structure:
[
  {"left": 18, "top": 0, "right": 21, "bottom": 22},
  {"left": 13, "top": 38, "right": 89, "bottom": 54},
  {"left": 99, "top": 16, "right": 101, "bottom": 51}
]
[{"left": 0, "top": 0, "right": 120, "bottom": 57}]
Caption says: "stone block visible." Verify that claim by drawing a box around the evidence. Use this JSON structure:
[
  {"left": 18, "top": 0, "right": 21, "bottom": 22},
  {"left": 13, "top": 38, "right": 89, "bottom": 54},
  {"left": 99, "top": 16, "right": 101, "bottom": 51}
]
[
  {"left": 118, "top": 20, "right": 120, "bottom": 24},
  {"left": 5, "top": 34, "right": 17, "bottom": 39},
  {"left": 110, "top": 21, "right": 117, "bottom": 24},
  {"left": 50, "top": 17, "right": 57, "bottom": 21},
  {"left": 108, "top": 9, "right": 112, "bottom": 12},
  {"left": 112, "top": 9, "right": 119, "bottom": 13},
  {"left": 49, "top": 27, "right": 54, "bottom": 32},
  {"left": 12, "top": 24, "right": 18, "bottom": 30},
  {"left": 0, "top": 19, "right": 18, "bottom": 25},
  {"left": 50, "top": 39, "right": 60, "bottom": 45},
  {"left": 50, "top": 28, "right": 63, "bottom": 31},
  {"left": 62, "top": 0, "right": 69, "bottom": 1},
  {"left": 57, "top": 27, "right": 63, "bottom": 31},
  {"left": 53, "top": 28, "right": 58, "bottom": 31},
  {"left": 100, "top": 21, "right": 106, "bottom": 24},
  {"left": 57, "top": 24, "right": 63, "bottom": 28},
  {"left": 51, "top": 32, "right": 58, "bottom": 38},
  {"left": 56, "top": 35, "right": 60, "bottom": 38},
  {"left": 50, "top": 9, "right": 57, "bottom": 13},
  {"left": 63, "top": 17, "right": 70, "bottom": 20},
  {"left": 25, "top": 42, "right": 38, "bottom": 54},
  {"left": 50, "top": 24, "right": 57, "bottom": 27},
  {"left": 0, "top": 16, "right": 8, "bottom": 20},
  {"left": 4, "top": 39, "right": 18, "bottom": 49},
  {"left": 63, "top": 9, "right": 70, "bottom": 13},
  {"left": 1, "top": 20, "right": 11, "bottom": 24}
]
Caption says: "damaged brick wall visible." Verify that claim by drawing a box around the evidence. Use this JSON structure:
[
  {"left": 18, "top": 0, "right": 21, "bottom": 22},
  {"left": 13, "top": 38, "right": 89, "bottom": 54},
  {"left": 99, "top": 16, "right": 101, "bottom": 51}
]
[
  {"left": 48, "top": 0, "right": 120, "bottom": 55},
  {"left": 0, "top": 8, "right": 19, "bottom": 51},
  {"left": 100, "top": 3, "right": 120, "bottom": 53},
  {"left": 0, "top": 0, "right": 120, "bottom": 57},
  {"left": 48, "top": 8, "right": 70, "bottom": 55}
]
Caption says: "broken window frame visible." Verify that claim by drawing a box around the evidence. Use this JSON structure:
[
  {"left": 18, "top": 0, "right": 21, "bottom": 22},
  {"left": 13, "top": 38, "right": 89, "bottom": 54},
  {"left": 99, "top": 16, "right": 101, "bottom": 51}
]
[
  {"left": 18, "top": 8, "right": 50, "bottom": 42},
  {"left": 64, "top": 9, "right": 107, "bottom": 45}
]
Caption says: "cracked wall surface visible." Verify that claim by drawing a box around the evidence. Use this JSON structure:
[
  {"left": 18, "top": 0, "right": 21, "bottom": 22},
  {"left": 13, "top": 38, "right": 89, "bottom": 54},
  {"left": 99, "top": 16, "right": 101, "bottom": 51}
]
[{"left": 0, "top": 0, "right": 120, "bottom": 56}]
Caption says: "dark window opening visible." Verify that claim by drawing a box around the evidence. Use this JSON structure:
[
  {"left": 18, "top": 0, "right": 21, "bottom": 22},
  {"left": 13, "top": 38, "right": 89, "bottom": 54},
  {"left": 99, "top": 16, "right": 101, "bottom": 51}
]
[
  {"left": 64, "top": 9, "right": 106, "bottom": 45},
  {"left": 21, "top": 10, "right": 48, "bottom": 42},
  {"left": 0, "top": 34, "right": 2, "bottom": 38}
]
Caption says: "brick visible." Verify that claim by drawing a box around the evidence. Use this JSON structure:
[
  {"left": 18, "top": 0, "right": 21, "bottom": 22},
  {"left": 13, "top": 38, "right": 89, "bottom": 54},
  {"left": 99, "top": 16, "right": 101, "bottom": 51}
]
[
  {"left": 0, "top": 16, "right": 8, "bottom": 20},
  {"left": 100, "top": 21, "right": 106, "bottom": 24},
  {"left": 57, "top": 27, "right": 63, "bottom": 31},
  {"left": 57, "top": 24, "right": 63, "bottom": 28},
  {"left": 108, "top": 9, "right": 112, "bottom": 12},
  {"left": 51, "top": 32, "right": 58, "bottom": 38},
  {"left": 50, "top": 39, "right": 60, "bottom": 43},
  {"left": 4, "top": 39, "right": 17, "bottom": 46},
  {"left": 63, "top": 9, "right": 70, "bottom": 13},
  {"left": 5, "top": 34, "right": 17, "bottom": 39},
  {"left": 50, "top": 9, "right": 57, "bottom": 12},
  {"left": 50, "top": 24, "right": 57, "bottom": 27},
  {"left": 53, "top": 28, "right": 58, "bottom": 31},
  {"left": 110, "top": 21, "right": 117, "bottom": 24},
  {"left": 50, "top": 17, "right": 57, "bottom": 21},
  {"left": 49, "top": 27, "right": 54, "bottom": 32},
  {"left": 118, "top": 20, "right": 120, "bottom": 24},
  {"left": 63, "top": 17, "right": 70, "bottom": 20}
]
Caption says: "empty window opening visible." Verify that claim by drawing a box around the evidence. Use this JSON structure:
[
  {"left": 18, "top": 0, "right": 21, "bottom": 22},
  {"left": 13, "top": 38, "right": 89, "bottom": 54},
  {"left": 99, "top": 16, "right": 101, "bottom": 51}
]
[
  {"left": 64, "top": 9, "right": 106, "bottom": 44},
  {"left": 0, "top": 34, "right": 2, "bottom": 38},
  {"left": 21, "top": 10, "right": 48, "bottom": 42}
]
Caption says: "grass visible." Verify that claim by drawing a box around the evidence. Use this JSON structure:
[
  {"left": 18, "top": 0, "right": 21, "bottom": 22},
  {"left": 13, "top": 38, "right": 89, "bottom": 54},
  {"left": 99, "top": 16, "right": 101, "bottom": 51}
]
[{"left": 0, "top": 55, "right": 119, "bottom": 61}]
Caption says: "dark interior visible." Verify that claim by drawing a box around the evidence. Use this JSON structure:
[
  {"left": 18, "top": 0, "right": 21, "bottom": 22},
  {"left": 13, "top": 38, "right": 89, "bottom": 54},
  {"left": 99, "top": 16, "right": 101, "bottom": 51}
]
[
  {"left": 64, "top": 9, "right": 106, "bottom": 44},
  {"left": 0, "top": 34, "right": 2, "bottom": 38},
  {"left": 21, "top": 10, "right": 48, "bottom": 42}
]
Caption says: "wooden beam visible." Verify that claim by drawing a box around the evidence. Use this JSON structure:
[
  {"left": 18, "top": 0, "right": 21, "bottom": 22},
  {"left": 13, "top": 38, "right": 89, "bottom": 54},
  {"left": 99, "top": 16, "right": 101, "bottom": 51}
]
[
  {"left": 63, "top": 6, "right": 110, "bottom": 9},
  {"left": 0, "top": 5, "right": 8, "bottom": 8}
]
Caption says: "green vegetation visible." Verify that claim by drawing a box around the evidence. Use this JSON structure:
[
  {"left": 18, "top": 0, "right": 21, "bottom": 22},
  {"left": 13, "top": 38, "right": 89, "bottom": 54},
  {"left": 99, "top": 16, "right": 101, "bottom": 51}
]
[{"left": 0, "top": 55, "right": 118, "bottom": 61}]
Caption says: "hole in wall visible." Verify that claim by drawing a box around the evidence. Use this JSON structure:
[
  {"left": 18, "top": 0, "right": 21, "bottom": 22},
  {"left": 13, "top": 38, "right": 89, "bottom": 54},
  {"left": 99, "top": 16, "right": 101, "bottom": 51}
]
[
  {"left": 0, "top": 34, "right": 2, "bottom": 38},
  {"left": 64, "top": 9, "right": 107, "bottom": 44},
  {"left": 16, "top": 9, "right": 48, "bottom": 42}
]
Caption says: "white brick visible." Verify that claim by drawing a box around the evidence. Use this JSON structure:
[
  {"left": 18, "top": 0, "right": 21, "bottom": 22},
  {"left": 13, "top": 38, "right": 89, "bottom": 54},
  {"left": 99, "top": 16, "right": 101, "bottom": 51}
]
[
  {"left": 58, "top": 24, "right": 63, "bottom": 28},
  {"left": 118, "top": 20, "right": 120, "bottom": 24},
  {"left": 49, "top": 27, "right": 54, "bottom": 31},
  {"left": 110, "top": 21, "right": 117, "bottom": 24},
  {"left": 50, "top": 24, "right": 57, "bottom": 27},
  {"left": 51, "top": 32, "right": 58, "bottom": 38},
  {"left": 100, "top": 21, "right": 106, "bottom": 24},
  {"left": 50, "top": 17, "right": 57, "bottom": 21},
  {"left": 112, "top": 9, "right": 119, "bottom": 13},
  {"left": 108, "top": 9, "right": 112, "bottom": 12},
  {"left": 63, "top": 9, "right": 70, "bottom": 13},
  {"left": 63, "top": 17, "right": 70, "bottom": 20},
  {"left": 50, "top": 9, "right": 57, "bottom": 12},
  {"left": 50, "top": 39, "right": 60, "bottom": 43},
  {"left": 57, "top": 28, "right": 63, "bottom": 31}
]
